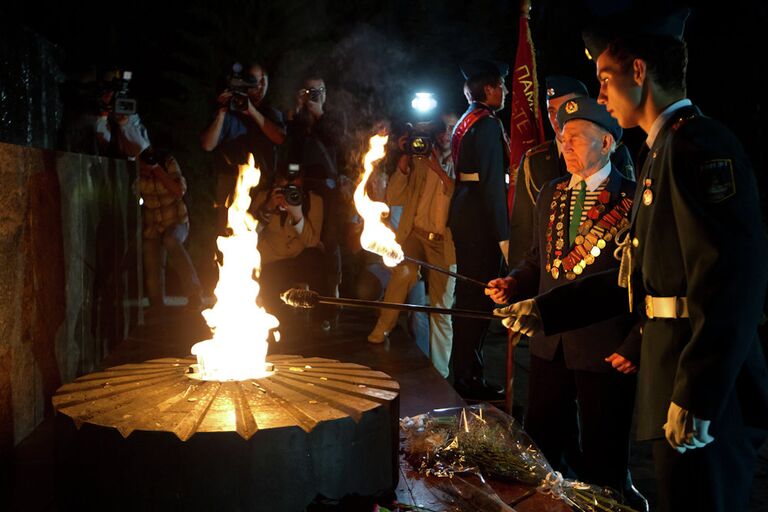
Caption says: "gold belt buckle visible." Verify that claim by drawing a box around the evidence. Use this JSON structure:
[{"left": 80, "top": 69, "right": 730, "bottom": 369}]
[
  {"left": 644, "top": 295, "right": 654, "bottom": 319},
  {"left": 428, "top": 232, "right": 437, "bottom": 241}
]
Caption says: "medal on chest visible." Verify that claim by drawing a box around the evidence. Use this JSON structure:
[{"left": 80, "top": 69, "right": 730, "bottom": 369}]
[
  {"left": 642, "top": 178, "right": 654, "bottom": 206},
  {"left": 545, "top": 182, "right": 632, "bottom": 281}
]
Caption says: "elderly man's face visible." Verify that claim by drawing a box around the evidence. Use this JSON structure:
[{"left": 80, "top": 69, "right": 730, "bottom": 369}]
[{"left": 561, "top": 119, "right": 610, "bottom": 177}]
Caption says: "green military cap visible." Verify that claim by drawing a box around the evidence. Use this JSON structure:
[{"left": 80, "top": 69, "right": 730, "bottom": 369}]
[{"left": 556, "top": 96, "right": 622, "bottom": 141}]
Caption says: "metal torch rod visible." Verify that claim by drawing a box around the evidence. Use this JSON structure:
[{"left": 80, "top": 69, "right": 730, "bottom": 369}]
[
  {"left": 402, "top": 256, "right": 493, "bottom": 289},
  {"left": 315, "top": 295, "right": 500, "bottom": 321}
]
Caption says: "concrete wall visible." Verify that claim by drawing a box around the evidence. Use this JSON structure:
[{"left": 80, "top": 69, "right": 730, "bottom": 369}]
[{"left": 0, "top": 142, "right": 141, "bottom": 457}]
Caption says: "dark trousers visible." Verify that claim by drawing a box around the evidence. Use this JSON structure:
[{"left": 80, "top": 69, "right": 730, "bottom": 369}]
[
  {"left": 526, "top": 348, "right": 636, "bottom": 493},
  {"left": 450, "top": 234, "right": 503, "bottom": 383},
  {"left": 651, "top": 393, "right": 765, "bottom": 512},
  {"left": 259, "top": 247, "right": 331, "bottom": 323}
]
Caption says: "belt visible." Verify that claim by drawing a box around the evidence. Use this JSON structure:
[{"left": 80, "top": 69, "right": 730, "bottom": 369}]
[
  {"left": 644, "top": 295, "right": 689, "bottom": 319},
  {"left": 413, "top": 226, "right": 444, "bottom": 241},
  {"left": 458, "top": 172, "right": 479, "bottom": 182}
]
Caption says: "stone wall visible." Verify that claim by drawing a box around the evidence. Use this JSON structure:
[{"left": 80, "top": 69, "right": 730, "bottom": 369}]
[{"left": 0, "top": 142, "right": 141, "bottom": 457}]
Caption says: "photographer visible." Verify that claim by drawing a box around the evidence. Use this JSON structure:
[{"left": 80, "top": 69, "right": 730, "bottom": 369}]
[
  {"left": 285, "top": 75, "right": 348, "bottom": 312},
  {"left": 61, "top": 68, "right": 150, "bottom": 158},
  {"left": 367, "top": 119, "right": 457, "bottom": 379},
  {"left": 135, "top": 147, "right": 203, "bottom": 312},
  {"left": 252, "top": 164, "right": 331, "bottom": 331},
  {"left": 200, "top": 62, "right": 286, "bottom": 233}
]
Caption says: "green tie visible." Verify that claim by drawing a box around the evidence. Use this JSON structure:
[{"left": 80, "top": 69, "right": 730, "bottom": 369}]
[{"left": 569, "top": 180, "right": 586, "bottom": 245}]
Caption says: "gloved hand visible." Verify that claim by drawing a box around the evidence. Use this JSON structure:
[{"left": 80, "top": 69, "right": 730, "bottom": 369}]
[
  {"left": 493, "top": 299, "right": 542, "bottom": 336},
  {"left": 663, "top": 401, "right": 715, "bottom": 453}
]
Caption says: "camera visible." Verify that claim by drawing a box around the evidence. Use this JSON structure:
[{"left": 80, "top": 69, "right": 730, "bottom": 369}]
[
  {"left": 101, "top": 70, "right": 137, "bottom": 115},
  {"left": 301, "top": 87, "right": 323, "bottom": 102},
  {"left": 227, "top": 62, "right": 256, "bottom": 112},
  {"left": 404, "top": 126, "right": 433, "bottom": 157},
  {"left": 277, "top": 164, "right": 303, "bottom": 206}
]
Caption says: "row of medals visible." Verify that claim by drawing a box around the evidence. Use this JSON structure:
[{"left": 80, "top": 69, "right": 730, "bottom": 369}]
[{"left": 544, "top": 183, "right": 632, "bottom": 281}]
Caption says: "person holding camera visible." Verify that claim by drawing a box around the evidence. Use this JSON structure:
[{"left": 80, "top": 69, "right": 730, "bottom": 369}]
[
  {"left": 201, "top": 62, "right": 286, "bottom": 233},
  {"left": 60, "top": 68, "right": 149, "bottom": 158},
  {"left": 285, "top": 75, "right": 348, "bottom": 315},
  {"left": 135, "top": 147, "right": 203, "bottom": 313},
  {"left": 252, "top": 164, "right": 330, "bottom": 331},
  {"left": 367, "top": 119, "right": 457, "bottom": 379}
]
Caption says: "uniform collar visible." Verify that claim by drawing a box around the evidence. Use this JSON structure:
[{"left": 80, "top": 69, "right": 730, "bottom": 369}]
[
  {"left": 646, "top": 98, "right": 693, "bottom": 148},
  {"left": 567, "top": 160, "right": 611, "bottom": 192}
]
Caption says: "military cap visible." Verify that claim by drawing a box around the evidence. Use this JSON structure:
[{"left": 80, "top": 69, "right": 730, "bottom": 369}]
[
  {"left": 556, "top": 96, "right": 622, "bottom": 142},
  {"left": 460, "top": 59, "right": 509, "bottom": 80},
  {"left": 545, "top": 75, "right": 589, "bottom": 100},
  {"left": 582, "top": 6, "right": 691, "bottom": 60}
]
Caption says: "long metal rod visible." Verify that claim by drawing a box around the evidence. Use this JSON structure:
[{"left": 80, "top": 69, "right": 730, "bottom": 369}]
[
  {"left": 402, "top": 256, "right": 493, "bottom": 289},
  {"left": 316, "top": 295, "right": 499, "bottom": 321}
]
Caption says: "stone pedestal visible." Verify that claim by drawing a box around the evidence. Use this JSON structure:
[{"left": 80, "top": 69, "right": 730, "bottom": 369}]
[{"left": 53, "top": 354, "right": 400, "bottom": 511}]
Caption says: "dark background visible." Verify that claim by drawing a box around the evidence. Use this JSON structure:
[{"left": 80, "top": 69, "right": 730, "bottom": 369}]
[{"left": 2, "top": 0, "right": 765, "bottom": 287}]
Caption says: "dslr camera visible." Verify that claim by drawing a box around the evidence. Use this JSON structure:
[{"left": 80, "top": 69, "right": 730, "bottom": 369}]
[
  {"left": 101, "top": 70, "right": 137, "bottom": 115},
  {"left": 227, "top": 62, "right": 257, "bottom": 112},
  {"left": 277, "top": 163, "right": 304, "bottom": 206},
  {"left": 301, "top": 87, "right": 323, "bottom": 102},
  {"left": 404, "top": 123, "right": 434, "bottom": 157}
]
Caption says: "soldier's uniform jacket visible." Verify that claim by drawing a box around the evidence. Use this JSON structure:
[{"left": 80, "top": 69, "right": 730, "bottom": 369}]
[
  {"left": 448, "top": 102, "right": 509, "bottom": 243},
  {"left": 508, "top": 139, "right": 635, "bottom": 265},
  {"left": 510, "top": 166, "right": 640, "bottom": 372},
  {"left": 537, "top": 104, "right": 768, "bottom": 441}
]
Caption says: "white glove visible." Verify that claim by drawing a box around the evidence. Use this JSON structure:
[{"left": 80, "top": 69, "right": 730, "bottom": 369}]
[
  {"left": 663, "top": 401, "right": 715, "bottom": 453},
  {"left": 493, "top": 298, "right": 542, "bottom": 336}
]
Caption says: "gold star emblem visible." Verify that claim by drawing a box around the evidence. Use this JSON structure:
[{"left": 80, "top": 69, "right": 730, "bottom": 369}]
[{"left": 565, "top": 100, "right": 578, "bottom": 114}]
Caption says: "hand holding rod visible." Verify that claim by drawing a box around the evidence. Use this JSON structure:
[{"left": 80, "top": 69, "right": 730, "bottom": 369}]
[
  {"left": 281, "top": 288, "right": 502, "bottom": 321},
  {"left": 402, "top": 256, "right": 496, "bottom": 290}
]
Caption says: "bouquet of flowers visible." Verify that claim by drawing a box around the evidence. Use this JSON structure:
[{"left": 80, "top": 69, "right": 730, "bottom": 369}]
[{"left": 401, "top": 404, "right": 638, "bottom": 512}]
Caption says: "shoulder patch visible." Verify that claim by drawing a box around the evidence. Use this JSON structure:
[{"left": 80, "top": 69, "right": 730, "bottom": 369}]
[
  {"left": 525, "top": 142, "right": 551, "bottom": 157},
  {"left": 699, "top": 159, "right": 735, "bottom": 203}
]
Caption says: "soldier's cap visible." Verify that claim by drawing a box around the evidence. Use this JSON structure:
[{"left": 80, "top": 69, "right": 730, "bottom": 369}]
[
  {"left": 556, "top": 96, "right": 622, "bottom": 142},
  {"left": 582, "top": 6, "right": 691, "bottom": 60},
  {"left": 460, "top": 59, "right": 509, "bottom": 81},
  {"left": 545, "top": 75, "right": 589, "bottom": 101}
]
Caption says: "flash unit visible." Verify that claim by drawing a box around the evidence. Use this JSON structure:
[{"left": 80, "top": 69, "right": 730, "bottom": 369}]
[{"left": 411, "top": 92, "right": 437, "bottom": 113}]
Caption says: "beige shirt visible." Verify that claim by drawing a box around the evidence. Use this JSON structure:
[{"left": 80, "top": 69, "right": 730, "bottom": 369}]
[
  {"left": 254, "top": 190, "right": 323, "bottom": 265},
  {"left": 412, "top": 163, "right": 453, "bottom": 234}
]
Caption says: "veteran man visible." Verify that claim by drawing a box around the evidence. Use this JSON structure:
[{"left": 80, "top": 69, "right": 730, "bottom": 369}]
[
  {"left": 508, "top": 75, "right": 635, "bottom": 265},
  {"left": 488, "top": 97, "right": 645, "bottom": 508},
  {"left": 497, "top": 7, "right": 768, "bottom": 511}
]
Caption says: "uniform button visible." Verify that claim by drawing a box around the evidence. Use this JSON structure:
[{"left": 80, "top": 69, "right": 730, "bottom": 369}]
[{"left": 632, "top": 237, "right": 640, "bottom": 248}]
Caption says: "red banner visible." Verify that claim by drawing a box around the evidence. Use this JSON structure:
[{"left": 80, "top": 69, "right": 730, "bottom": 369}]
[{"left": 507, "top": 12, "right": 545, "bottom": 214}]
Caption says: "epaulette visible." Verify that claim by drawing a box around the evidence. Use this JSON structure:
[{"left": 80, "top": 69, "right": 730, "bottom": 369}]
[
  {"left": 671, "top": 113, "right": 700, "bottom": 132},
  {"left": 525, "top": 141, "right": 551, "bottom": 157}
]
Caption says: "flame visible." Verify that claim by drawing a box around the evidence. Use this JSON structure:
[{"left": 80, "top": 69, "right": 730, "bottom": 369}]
[
  {"left": 353, "top": 134, "right": 404, "bottom": 267},
  {"left": 190, "top": 154, "right": 279, "bottom": 381}
]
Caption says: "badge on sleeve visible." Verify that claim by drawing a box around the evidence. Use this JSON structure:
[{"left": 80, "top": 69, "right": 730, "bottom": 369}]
[{"left": 700, "top": 159, "right": 735, "bottom": 202}]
